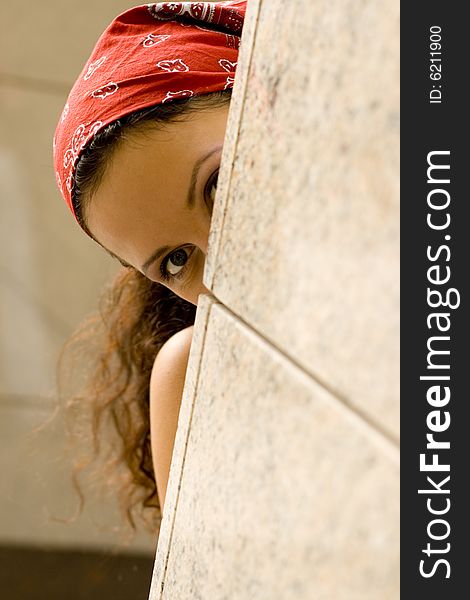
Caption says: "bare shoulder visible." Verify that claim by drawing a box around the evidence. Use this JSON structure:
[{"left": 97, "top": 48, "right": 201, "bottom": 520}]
[
  {"left": 150, "top": 324, "right": 194, "bottom": 412},
  {"left": 150, "top": 325, "right": 194, "bottom": 387},
  {"left": 149, "top": 325, "right": 194, "bottom": 508}
]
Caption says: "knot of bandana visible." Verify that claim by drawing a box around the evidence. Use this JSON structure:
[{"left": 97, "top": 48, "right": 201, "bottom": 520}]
[{"left": 53, "top": 1, "right": 247, "bottom": 220}]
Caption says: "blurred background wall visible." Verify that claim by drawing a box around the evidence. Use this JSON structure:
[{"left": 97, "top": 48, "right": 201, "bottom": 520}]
[{"left": 0, "top": 1, "right": 159, "bottom": 598}]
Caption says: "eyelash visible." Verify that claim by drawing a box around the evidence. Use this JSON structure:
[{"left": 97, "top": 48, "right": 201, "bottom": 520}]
[{"left": 158, "top": 169, "right": 219, "bottom": 283}]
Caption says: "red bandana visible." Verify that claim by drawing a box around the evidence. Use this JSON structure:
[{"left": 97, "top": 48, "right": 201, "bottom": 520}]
[{"left": 53, "top": 1, "right": 247, "bottom": 220}]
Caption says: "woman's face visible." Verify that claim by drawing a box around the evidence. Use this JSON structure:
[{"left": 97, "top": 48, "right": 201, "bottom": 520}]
[{"left": 85, "top": 103, "right": 230, "bottom": 305}]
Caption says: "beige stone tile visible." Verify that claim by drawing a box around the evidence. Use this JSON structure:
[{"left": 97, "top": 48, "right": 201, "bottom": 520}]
[
  {"left": 0, "top": 1, "right": 140, "bottom": 85},
  {"left": 150, "top": 293, "right": 214, "bottom": 590},
  {"left": 150, "top": 299, "right": 399, "bottom": 600},
  {"left": 0, "top": 396, "right": 154, "bottom": 553},
  {"left": 206, "top": 0, "right": 261, "bottom": 274},
  {"left": 205, "top": 0, "right": 399, "bottom": 438}
]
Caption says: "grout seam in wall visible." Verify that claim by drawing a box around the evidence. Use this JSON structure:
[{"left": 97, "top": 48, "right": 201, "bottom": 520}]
[
  {"left": 201, "top": 1, "right": 398, "bottom": 451},
  {"left": 208, "top": 291, "right": 400, "bottom": 454}
]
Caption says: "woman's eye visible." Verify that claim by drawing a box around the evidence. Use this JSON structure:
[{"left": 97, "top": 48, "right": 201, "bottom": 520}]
[
  {"left": 205, "top": 170, "right": 219, "bottom": 210},
  {"left": 160, "top": 246, "right": 195, "bottom": 282},
  {"left": 209, "top": 175, "right": 218, "bottom": 201}
]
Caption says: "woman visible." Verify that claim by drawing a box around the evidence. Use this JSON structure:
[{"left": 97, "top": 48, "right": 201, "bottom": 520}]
[{"left": 53, "top": 0, "right": 247, "bottom": 532}]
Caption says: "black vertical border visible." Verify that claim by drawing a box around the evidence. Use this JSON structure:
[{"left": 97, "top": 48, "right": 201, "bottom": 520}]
[{"left": 401, "top": 2, "right": 468, "bottom": 597}]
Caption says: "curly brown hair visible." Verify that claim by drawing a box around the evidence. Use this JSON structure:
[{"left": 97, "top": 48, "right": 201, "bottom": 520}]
[{"left": 59, "top": 89, "right": 231, "bottom": 533}]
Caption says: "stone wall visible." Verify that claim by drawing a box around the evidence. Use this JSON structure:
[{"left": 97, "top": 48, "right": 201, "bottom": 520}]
[{"left": 149, "top": 0, "right": 399, "bottom": 598}]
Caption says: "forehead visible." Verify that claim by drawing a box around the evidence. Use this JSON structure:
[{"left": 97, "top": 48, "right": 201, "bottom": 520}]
[{"left": 84, "top": 105, "right": 228, "bottom": 264}]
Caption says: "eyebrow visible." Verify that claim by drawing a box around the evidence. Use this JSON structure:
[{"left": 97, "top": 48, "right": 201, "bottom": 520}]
[{"left": 140, "top": 145, "right": 222, "bottom": 276}]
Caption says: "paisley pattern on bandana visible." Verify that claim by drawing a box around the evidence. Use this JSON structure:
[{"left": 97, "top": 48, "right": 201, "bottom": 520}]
[
  {"left": 156, "top": 58, "right": 190, "bottom": 72},
  {"left": 162, "top": 89, "right": 195, "bottom": 103},
  {"left": 142, "top": 33, "right": 171, "bottom": 47},
  {"left": 219, "top": 58, "right": 237, "bottom": 72},
  {"left": 53, "top": 1, "right": 247, "bottom": 220},
  {"left": 84, "top": 57, "right": 107, "bottom": 81},
  {"left": 147, "top": 2, "right": 215, "bottom": 22},
  {"left": 91, "top": 82, "right": 119, "bottom": 99}
]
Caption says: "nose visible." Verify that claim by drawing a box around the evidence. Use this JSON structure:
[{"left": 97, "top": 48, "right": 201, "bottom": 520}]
[
  {"left": 182, "top": 278, "right": 210, "bottom": 306},
  {"left": 198, "top": 280, "right": 211, "bottom": 301},
  {"left": 191, "top": 253, "right": 211, "bottom": 306},
  {"left": 192, "top": 224, "right": 211, "bottom": 303},
  {"left": 178, "top": 240, "right": 210, "bottom": 306},
  {"left": 174, "top": 217, "right": 211, "bottom": 305}
]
